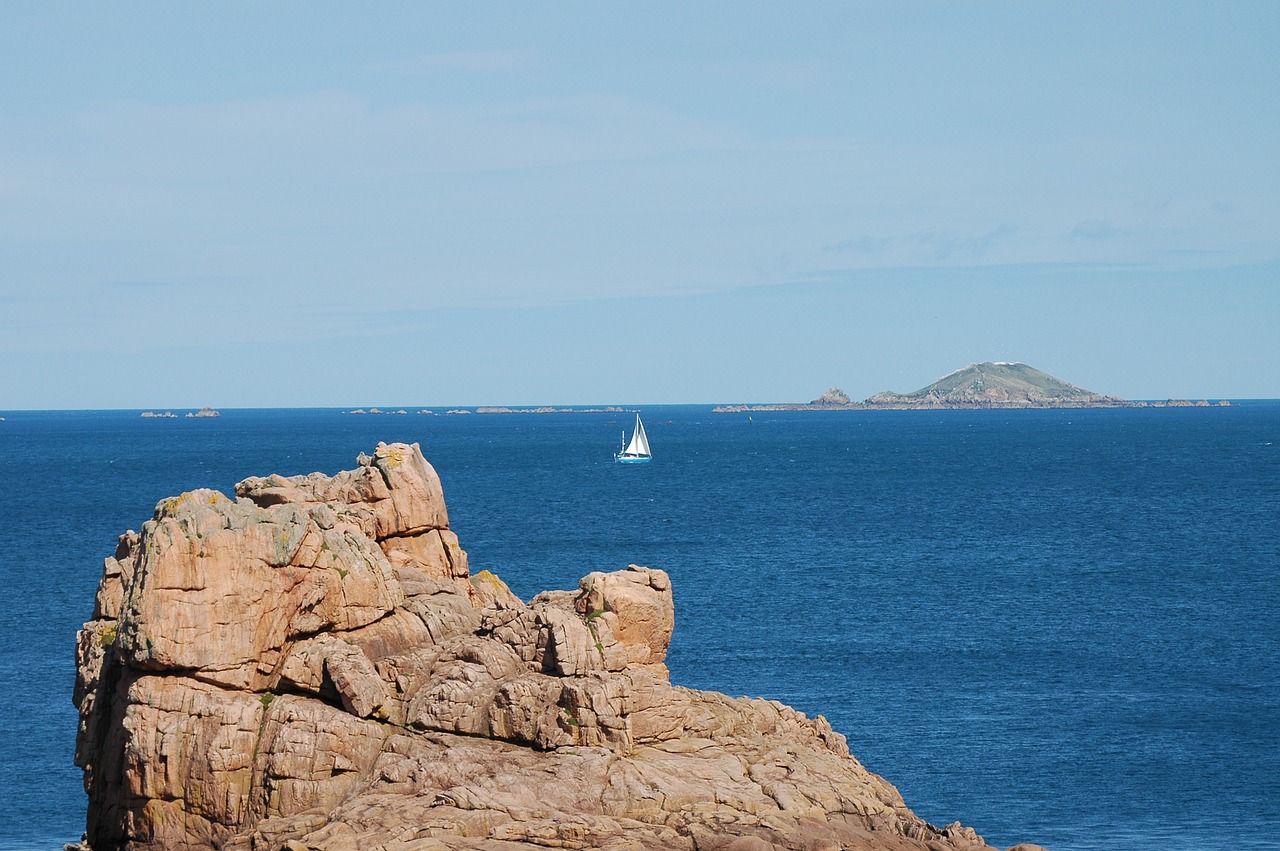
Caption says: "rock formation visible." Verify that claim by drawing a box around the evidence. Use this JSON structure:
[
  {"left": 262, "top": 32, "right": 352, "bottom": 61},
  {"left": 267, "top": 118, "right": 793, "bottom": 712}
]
[
  {"left": 75, "top": 442, "right": 1037, "bottom": 851},
  {"left": 810, "top": 388, "right": 852, "bottom": 406}
]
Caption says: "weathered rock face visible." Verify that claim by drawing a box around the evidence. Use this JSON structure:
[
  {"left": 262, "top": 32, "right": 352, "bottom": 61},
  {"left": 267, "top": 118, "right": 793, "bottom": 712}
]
[{"left": 75, "top": 442, "right": 1021, "bottom": 851}]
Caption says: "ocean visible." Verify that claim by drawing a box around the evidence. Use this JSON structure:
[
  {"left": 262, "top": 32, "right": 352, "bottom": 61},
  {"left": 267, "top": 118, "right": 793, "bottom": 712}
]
[{"left": 1, "top": 404, "right": 1277, "bottom": 850}]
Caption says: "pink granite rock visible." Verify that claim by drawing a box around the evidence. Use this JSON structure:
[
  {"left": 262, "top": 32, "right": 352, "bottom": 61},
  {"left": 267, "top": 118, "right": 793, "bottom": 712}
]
[{"left": 73, "top": 443, "right": 1038, "bottom": 851}]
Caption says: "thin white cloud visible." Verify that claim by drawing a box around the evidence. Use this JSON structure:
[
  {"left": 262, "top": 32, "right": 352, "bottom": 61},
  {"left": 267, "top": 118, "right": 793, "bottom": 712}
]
[
  {"left": 370, "top": 50, "right": 536, "bottom": 74},
  {"left": 53, "top": 90, "right": 745, "bottom": 187},
  {"left": 1070, "top": 219, "right": 1127, "bottom": 240},
  {"left": 819, "top": 227, "right": 1018, "bottom": 263},
  {"left": 823, "top": 236, "right": 891, "bottom": 255},
  {"left": 906, "top": 225, "right": 1019, "bottom": 261}
]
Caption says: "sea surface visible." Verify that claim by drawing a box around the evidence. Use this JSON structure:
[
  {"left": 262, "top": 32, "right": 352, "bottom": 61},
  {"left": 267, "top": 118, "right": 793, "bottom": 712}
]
[{"left": 1, "top": 404, "right": 1278, "bottom": 850}]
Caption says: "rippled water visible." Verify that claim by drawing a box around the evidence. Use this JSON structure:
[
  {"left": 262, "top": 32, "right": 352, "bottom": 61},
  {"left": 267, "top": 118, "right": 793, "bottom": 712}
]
[{"left": 1, "top": 404, "right": 1277, "bottom": 850}]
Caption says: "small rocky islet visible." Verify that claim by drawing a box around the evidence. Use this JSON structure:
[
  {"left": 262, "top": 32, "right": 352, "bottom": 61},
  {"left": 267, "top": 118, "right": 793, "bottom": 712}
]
[
  {"left": 139, "top": 407, "right": 221, "bottom": 419},
  {"left": 73, "top": 442, "right": 1049, "bottom": 851}
]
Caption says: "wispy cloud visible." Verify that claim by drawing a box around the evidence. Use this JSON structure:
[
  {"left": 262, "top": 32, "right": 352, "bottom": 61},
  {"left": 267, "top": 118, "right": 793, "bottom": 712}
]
[
  {"left": 823, "top": 235, "right": 891, "bottom": 255},
  {"left": 54, "top": 90, "right": 743, "bottom": 190},
  {"left": 1070, "top": 219, "right": 1127, "bottom": 240},
  {"left": 107, "top": 279, "right": 181, "bottom": 289},
  {"left": 371, "top": 50, "right": 535, "bottom": 74},
  {"left": 905, "top": 225, "right": 1018, "bottom": 261},
  {"left": 820, "top": 227, "right": 1018, "bottom": 263}
]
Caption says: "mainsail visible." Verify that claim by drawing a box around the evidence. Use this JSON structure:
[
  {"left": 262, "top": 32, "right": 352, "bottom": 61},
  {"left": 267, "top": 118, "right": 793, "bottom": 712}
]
[{"left": 624, "top": 414, "right": 651, "bottom": 457}]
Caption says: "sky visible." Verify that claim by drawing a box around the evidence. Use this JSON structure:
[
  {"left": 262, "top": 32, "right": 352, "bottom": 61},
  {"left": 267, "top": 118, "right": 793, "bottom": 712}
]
[{"left": 1, "top": 1, "right": 1277, "bottom": 408}]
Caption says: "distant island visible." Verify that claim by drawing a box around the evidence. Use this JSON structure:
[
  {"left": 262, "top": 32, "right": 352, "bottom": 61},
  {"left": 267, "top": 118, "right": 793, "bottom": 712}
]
[
  {"left": 347, "top": 406, "right": 626, "bottom": 415},
  {"left": 714, "top": 362, "right": 1231, "bottom": 411},
  {"left": 473, "top": 406, "right": 624, "bottom": 414},
  {"left": 142, "top": 407, "right": 220, "bottom": 418}
]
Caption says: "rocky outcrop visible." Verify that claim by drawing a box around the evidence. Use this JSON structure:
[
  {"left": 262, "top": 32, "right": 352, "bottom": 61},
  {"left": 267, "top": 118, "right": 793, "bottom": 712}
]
[
  {"left": 75, "top": 442, "right": 1029, "bottom": 851},
  {"left": 810, "top": 388, "right": 852, "bottom": 406}
]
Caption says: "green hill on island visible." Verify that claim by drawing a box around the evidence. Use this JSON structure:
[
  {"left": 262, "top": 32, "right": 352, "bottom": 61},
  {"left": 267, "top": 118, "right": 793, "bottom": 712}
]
[
  {"left": 713, "top": 362, "right": 1138, "bottom": 411},
  {"left": 714, "top": 362, "right": 1231, "bottom": 412},
  {"left": 865, "top": 361, "right": 1126, "bottom": 408}
]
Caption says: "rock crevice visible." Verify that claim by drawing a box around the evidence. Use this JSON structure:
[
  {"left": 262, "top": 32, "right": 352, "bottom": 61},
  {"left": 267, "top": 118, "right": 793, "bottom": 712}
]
[{"left": 74, "top": 442, "right": 1030, "bottom": 851}]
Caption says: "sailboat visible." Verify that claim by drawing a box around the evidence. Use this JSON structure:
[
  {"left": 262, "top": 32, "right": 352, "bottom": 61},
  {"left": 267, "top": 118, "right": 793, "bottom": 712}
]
[{"left": 614, "top": 413, "right": 652, "bottom": 463}]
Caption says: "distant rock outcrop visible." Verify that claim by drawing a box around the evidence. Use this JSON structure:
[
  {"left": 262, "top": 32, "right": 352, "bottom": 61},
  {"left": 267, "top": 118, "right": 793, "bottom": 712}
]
[
  {"left": 811, "top": 387, "right": 852, "bottom": 406},
  {"left": 1140, "top": 398, "right": 1229, "bottom": 408},
  {"left": 72, "top": 443, "right": 1036, "bottom": 851}
]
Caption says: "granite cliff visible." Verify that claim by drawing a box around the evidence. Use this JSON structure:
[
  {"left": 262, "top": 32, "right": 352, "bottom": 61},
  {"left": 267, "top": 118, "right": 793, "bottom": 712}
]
[{"left": 74, "top": 442, "right": 1043, "bottom": 851}]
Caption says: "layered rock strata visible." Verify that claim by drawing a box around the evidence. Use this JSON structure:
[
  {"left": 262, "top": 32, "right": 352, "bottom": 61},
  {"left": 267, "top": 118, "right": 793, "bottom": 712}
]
[{"left": 75, "top": 442, "right": 1027, "bottom": 851}]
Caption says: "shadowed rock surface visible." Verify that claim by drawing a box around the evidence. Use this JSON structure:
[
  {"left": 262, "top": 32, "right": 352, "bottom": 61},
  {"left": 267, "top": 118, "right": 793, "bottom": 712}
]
[{"left": 74, "top": 442, "right": 1043, "bottom": 851}]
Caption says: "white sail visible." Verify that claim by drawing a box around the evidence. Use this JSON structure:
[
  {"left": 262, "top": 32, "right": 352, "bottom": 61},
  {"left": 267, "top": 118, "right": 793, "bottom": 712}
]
[
  {"left": 622, "top": 413, "right": 651, "bottom": 458},
  {"left": 633, "top": 415, "right": 651, "bottom": 456}
]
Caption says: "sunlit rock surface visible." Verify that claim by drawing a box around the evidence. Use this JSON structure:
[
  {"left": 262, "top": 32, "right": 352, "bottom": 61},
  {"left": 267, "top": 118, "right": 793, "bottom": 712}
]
[{"left": 75, "top": 442, "right": 1035, "bottom": 851}]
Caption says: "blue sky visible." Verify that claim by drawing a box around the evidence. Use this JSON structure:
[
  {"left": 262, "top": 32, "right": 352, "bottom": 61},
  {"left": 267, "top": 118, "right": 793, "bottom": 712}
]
[{"left": 2, "top": 2, "right": 1276, "bottom": 407}]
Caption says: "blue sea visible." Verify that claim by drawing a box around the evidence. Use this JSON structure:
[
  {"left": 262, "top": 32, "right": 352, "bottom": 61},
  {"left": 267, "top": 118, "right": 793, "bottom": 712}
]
[{"left": 1, "top": 405, "right": 1278, "bottom": 851}]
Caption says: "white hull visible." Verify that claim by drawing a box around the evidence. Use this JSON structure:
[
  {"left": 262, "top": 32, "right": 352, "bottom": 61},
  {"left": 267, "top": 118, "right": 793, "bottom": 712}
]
[{"left": 615, "top": 454, "right": 651, "bottom": 463}]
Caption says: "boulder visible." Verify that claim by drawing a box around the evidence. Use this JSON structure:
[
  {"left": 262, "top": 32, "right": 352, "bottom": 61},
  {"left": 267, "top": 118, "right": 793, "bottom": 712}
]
[{"left": 575, "top": 564, "right": 675, "bottom": 666}]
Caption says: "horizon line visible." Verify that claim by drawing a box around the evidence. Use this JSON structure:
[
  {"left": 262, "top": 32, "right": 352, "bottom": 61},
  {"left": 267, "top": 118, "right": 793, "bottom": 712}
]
[{"left": 1, "top": 397, "right": 1271, "bottom": 414}]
